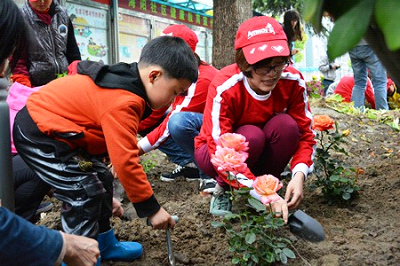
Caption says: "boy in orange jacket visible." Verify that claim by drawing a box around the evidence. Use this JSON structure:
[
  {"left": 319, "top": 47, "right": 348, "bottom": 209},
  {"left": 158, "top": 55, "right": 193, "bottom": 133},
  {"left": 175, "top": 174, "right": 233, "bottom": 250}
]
[{"left": 13, "top": 35, "right": 198, "bottom": 263}]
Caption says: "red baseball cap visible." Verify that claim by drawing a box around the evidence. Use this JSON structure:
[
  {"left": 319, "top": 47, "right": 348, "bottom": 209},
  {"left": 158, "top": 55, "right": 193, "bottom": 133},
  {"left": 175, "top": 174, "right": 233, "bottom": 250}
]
[
  {"left": 235, "top": 16, "right": 290, "bottom": 64},
  {"left": 162, "top": 24, "right": 198, "bottom": 52}
]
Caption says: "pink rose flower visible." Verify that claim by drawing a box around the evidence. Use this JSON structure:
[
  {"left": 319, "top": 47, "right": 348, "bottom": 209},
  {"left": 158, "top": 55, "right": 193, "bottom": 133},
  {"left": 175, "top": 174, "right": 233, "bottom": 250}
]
[
  {"left": 217, "top": 133, "right": 249, "bottom": 153},
  {"left": 211, "top": 146, "right": 248, "bottom": 175},
  {"left": 253, "top": 174, "right": 283, "bottom": 205}
]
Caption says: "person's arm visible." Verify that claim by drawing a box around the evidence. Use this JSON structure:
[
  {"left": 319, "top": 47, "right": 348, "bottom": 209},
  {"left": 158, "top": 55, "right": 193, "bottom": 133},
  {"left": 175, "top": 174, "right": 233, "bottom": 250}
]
[
  {"left": 326, "top": 81, "right": 339, "bottom": 96},
  {"left": 0, "top": 207, "right": 99, "bottom": 266},
  {"left": 284, "top": 72, "right": 316, "bottom": 208},
  {"left": 138, "top": 82, "right": 198, "bottom": 154},
  {"left": 10, "top": 50, "right": 31, "bottom": 87},
  {"left": 66, "top": 19, "right": 81, "bottom": 64},
  {"left": 101, "top": 100, "right": 162, "bottom": 217},
  {"left": 318, "top": 56, "right": 331, "bottom": 72}
]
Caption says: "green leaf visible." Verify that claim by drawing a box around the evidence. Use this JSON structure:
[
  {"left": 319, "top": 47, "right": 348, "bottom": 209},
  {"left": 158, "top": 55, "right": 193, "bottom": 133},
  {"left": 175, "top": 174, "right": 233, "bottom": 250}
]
[
  {"left": 248, "top": 197, "right": 266, "bottom": 212},
  {"left": 283, "top": 247, "right": 296, "bottom": 259},
  {"left": 329, "top": 175, "right": 340, "bottom": 181},
  {"left": 304, "top": 0, "right": 325, "bottom": 32},
  {"left": 327, "top": 0, "right": 375, "bottom": 59},
  {"left": 280, "top": 252, "right": 288, "bottom": 264},
  {"left": 375, "top": 0, "right": 400, "bottom": 51},
  {"left": 245, "top": 232, "right": 256, "bottom": 244},
  {"left": 232, "top": 257, "right": 240, "bottom": 264},
  {"left": 342, "top": 192, "right": 351, "bottom": 200},
  {"left": 277, "top": 242, "right": 286, "bottom": 248},
  {"left": 211, "top": 221, "right": 224, "bottom": 228},
  {"left": 251, "top": 254, "right": 259, "bottom": 263},
  {"left": 243, "top": 252, "right": 251, "bottom": 260}
]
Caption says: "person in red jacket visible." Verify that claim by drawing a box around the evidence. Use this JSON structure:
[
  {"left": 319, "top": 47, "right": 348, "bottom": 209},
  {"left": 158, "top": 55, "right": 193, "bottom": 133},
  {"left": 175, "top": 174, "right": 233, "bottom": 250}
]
[
  {"left": 138, "top": 25, "right": 219, "bottom": 193},
  {"left": 194, "top": 16, "right": 316, "bottom": 221},
  {"left": 329, "top": 75, "right": 376, "bottom": 109},
  {"left": 13, "top": 35, "right": 198, "bottom": 263}
]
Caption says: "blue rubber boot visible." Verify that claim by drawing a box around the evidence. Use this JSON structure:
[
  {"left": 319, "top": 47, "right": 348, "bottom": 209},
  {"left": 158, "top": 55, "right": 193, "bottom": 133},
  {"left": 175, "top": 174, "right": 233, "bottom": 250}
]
[{"left": 98, "top": 229, "right": 143, "bottom": 261}]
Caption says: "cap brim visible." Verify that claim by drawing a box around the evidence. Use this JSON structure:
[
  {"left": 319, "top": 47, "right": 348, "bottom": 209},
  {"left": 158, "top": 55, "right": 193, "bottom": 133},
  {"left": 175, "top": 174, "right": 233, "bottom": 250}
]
[{"left": 242, "top": 40, "right": 290, "bottom": 65}]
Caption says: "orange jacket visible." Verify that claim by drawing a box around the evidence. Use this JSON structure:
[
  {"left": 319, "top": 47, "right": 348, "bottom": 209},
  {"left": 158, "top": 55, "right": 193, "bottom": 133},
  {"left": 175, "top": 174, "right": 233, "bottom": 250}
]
[{"left": 26, "top": 74, "right": 157, "bottom": 215}]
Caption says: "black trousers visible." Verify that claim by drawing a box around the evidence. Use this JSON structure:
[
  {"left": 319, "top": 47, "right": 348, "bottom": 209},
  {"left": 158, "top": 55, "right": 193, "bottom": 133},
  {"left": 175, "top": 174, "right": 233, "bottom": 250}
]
[
  {"left": 13, "top": 154, "right": 51, "bottom": 223},
  {"left": 13, "top": 107, "right": 113, "bottom": 238}
]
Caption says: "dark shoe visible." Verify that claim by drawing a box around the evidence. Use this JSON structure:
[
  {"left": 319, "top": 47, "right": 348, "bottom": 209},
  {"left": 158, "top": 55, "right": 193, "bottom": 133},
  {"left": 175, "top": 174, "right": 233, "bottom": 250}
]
[
  {"left": 98, "top": 229, "right": 142, "bottom": 261},
  {"left": 160, "top": 165, "right": 200, "bottom": 182},
  {"left": 199, "top": 178, "right": 217, "bottom": 193},
  {"left": 35, "top": 202, "right": 54, "bottom": 215}
]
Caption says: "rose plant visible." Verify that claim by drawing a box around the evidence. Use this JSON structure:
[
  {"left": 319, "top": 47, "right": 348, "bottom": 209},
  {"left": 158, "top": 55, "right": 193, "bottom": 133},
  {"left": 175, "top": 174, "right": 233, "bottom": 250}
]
[
  {"left": 310, "top": 115, "right": 360, "bottom": 205},
  {"left": 210, "top": 133, "right": 296, "bottom": 265}
]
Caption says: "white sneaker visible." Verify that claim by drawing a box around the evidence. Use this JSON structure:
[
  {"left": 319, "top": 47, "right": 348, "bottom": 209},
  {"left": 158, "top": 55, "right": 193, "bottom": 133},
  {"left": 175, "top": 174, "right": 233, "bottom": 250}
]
[{"left": 199, "top": 178, "right": 217, "bottom": 193}]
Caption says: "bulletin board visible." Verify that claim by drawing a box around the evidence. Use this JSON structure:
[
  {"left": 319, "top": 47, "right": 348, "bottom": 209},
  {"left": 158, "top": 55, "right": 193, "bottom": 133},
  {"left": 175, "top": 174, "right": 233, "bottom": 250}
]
[
  {"left": 118, "top": 14, "right": 151, "bottom": 63},
  {"left": 67, "top": 2, "right": 110, "bottom": 64}
]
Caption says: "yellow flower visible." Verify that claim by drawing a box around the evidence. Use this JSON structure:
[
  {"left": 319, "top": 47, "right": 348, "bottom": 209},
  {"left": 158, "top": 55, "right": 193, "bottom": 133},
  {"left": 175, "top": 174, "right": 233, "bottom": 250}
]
[{"left": 342, "top": 129, "right": 350, "bottom": 137}]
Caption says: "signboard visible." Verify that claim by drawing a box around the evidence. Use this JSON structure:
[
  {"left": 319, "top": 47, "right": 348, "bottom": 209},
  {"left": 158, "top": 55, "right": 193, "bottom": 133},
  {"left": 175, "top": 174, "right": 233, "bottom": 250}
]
[{"left": 119, "top": 0, "right": 213, "bottom": 29}]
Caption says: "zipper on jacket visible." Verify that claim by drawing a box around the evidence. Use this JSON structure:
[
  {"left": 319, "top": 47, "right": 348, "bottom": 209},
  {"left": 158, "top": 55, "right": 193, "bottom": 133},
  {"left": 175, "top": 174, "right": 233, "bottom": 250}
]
[{"left": 48, "top": 24, "right": 61, "bottom": 75}]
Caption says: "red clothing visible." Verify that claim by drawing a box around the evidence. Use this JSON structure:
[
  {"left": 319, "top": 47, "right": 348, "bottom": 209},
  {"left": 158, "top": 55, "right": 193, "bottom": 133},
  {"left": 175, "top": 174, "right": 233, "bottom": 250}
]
[
  {"left": 137, "top": 107, "right": 168, "bottom": 133},
  {"left": 139, "top": 63, "right": 218, "bottom": 152},
  {"left": 26, "top": 74, "right": 152, "bottom": 205},
  {"left": 195, "top": 64, "right": 315, "bottom": 184},
  {"left": 333, "top": 76, "right": 375, "bottom": 109}
]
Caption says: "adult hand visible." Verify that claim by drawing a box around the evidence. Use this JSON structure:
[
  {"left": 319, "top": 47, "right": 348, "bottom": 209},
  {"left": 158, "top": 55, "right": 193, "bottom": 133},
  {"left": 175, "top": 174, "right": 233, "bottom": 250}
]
[
  {"left": 285, "top": 172, "right": 304, "bottom": 210},
  {"left": 292, "top": 48, "right": 299, "bottom": 55},
  {"left": 61, "top": 232, "right": 100, "bottom": 266},
  {"left": 147, "top": 207, "right": 175, "bottom": 230},
  {"left": 112, "top": 197, "right": 124, "bottom": 218}
]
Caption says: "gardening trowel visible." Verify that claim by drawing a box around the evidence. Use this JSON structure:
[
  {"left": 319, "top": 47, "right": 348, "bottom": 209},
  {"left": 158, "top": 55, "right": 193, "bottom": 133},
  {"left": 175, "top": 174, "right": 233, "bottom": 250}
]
[
  {"left": 147, "top": 215, "right": 179, "bottom": 266},
  {"left": 288, "top": 210, "right": 325, "bottom": 242}
]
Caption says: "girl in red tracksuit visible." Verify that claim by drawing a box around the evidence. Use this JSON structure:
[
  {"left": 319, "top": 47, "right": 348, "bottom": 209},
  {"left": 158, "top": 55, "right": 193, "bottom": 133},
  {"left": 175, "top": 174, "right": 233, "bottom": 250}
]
[
  {"left": 138, "top": 25, "right": 218, "bottom": 192},
  {"left": 194, "top": 16, "right": 316, "bottom": 221}
]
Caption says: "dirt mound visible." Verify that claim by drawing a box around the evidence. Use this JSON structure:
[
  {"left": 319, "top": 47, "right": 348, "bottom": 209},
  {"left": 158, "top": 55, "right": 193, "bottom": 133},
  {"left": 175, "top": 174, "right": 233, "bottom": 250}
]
[{"left": 38, "top": 106, "right": 400, "bottom": 266}]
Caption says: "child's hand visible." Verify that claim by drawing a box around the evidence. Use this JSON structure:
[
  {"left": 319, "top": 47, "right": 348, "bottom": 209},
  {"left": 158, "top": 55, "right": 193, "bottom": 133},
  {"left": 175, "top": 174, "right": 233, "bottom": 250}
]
[
  {"left": 138, "top": 144, "right": 144, "bottom": 156},
  {"left": 284, "top": 172, "right": 304, "bottom": 210},
  {"left": 148, "top": 207, "right": 176, "bottom": 230},
  {"left": 112, "top": 197, "right": 124, "bottom": 218},
  {"left": 271, "top": 198, "right": 289, "bottom": 224}
]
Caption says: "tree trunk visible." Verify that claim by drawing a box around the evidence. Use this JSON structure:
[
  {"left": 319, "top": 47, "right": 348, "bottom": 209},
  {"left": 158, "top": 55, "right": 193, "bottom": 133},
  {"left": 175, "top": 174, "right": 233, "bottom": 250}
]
[{"left": 212, "top": 0, "right": 253, "bottom": 69}]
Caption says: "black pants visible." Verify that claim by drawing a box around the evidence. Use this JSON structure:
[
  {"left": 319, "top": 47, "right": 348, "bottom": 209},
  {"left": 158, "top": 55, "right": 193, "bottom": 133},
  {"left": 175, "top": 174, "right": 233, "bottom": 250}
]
[
  {"left": 13, "top": 107, "right": 113, "bottom": 238},
  {"left": 13, "top": 154, "right": 51, "bottom": 223}
]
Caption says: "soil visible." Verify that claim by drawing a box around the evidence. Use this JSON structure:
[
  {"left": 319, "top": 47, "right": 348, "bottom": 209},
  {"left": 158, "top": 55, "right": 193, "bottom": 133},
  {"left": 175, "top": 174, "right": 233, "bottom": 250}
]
[{"left": 38, "top": 103, "right": 400, "bottom": 266}]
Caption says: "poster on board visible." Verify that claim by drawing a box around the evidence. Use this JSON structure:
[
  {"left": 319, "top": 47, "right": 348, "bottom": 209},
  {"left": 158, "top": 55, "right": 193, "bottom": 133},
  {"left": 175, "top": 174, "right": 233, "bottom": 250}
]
[
  {"left": 66, "top": 3, "right": 109, "bottom": 64},
  {"left": 118, "top": 14, "right": 150, "bottom": 63}
]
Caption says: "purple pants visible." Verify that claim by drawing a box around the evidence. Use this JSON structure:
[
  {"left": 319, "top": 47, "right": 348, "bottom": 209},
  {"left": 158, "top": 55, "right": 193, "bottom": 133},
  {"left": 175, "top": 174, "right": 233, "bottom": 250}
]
[{"left": 195, "top": 114, "right": 301, "bottom": 187}]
